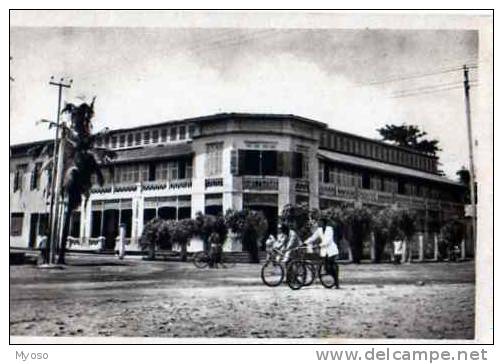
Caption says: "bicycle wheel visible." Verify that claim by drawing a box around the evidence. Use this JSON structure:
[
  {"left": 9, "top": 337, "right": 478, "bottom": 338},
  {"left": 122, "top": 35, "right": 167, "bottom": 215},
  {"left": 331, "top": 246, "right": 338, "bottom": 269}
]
[
  {"left": 261, "top": 261, "right": 284, "bottom": 287},
  {"left": 193, "top": 251, "right": 210, "bottom": 269},
  {"left": 303, "top": 262, "right": 316, "bottom": 287},
  {"left": 286, "top": 260, "right": 306, "bottom": 290},
  {"left": 220, "top": 253, "right": 236, "bottom": 269},
  {"left": 318, "top": 262, "right": 336, "bottom": 288}
]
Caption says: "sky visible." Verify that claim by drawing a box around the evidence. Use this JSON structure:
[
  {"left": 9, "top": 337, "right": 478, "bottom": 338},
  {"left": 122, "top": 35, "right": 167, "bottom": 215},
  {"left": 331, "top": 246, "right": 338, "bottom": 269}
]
[{"left": 9, "top": 25, "right": 479, "bottom": 178}]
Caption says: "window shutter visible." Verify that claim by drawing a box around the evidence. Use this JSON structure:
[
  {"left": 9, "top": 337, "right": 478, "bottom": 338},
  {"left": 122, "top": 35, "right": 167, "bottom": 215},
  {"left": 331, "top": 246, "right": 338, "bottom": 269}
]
[
  {"left": 13, "top": 172, "right": 19, "bottom": 192},
  {"left": 238, "top": 150, "right": 246, "bottom": 176},
  {"left": 230, "top": 150, "right": 238, "bottom": 176},
  {"left": 30, "top": 169, "right": 36, "bottom": 190}
]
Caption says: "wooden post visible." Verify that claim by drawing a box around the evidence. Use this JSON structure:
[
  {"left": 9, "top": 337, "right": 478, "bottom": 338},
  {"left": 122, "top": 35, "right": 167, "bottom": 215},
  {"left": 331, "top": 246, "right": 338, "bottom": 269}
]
[
  {"left": 433, "top": 233, "right": 439, "bottom": 261},
  {"left": 418, "top": 233, "right": 424, "bottom": 262},
  {"left": 461, "top": 238, "right": 466, "bottom": 260}
]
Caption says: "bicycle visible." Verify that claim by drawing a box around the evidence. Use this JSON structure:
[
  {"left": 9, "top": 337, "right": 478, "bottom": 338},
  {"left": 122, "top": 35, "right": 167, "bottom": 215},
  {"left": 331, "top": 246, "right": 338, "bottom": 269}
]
[
  {"left": 286, "top": 248, "right": 339, "bottom": 289},
  {"left": 260, "top": 248, "right": 287, "bottom": 287},
  {"left": 192, "top": 251, "right": 236, "bottom": 269},
  {"left": 261, "top": 246, "right": 308, "bottom": 289}
]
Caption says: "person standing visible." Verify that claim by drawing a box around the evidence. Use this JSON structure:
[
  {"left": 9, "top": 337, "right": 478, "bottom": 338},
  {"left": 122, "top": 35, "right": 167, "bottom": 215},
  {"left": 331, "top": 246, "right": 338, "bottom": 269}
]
[
  {"left": 37, "top": 229, "right": 49, "bottom": 265},
  {"left": 392, "top": 239, "right": 404, "bottom": 264},
  {"left": 304, "top": 217, "right": 340, "bottom": 289},
  {"left": 208, "top": 231, "right": 221, "bottom": 268}
]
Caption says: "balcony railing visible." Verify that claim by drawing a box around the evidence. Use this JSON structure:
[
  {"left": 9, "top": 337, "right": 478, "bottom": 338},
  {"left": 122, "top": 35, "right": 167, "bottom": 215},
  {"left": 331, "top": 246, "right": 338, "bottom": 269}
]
[
  {"left": 242, "top": 176, "right": 279, "bottom": 191},
  {"left": 168, "top": 179, "right": 192, "bottom": 189},
  {"left": 91, "top": 179, "right": 192, "bottom": 194},
  {"left": 319, "top": 183, "right": 464, "bottom": 211},
  {"left": 295, "top": 179, "right": 310, "bottom": 194},
  {"left": 142, "top": 180, "right": 167, "bottom": 191},
  {"left": 205, "top": 177, "right": 224, "bottom": 188}
]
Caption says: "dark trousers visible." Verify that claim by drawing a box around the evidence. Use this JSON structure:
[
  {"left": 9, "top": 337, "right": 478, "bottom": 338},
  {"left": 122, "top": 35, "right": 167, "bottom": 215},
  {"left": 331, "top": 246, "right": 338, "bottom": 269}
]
[
  {"left": 324, "top": 255, "right": 339, "bottom": 288},
  {"left": 40, "top": 248, "right": 49, "bottom": 265}
]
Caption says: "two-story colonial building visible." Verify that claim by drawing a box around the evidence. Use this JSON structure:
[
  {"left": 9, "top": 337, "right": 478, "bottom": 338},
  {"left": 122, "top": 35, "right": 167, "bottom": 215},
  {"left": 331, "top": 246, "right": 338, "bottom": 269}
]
[{"left": 10, "top": 113, "right": 468, "bottom": 257}]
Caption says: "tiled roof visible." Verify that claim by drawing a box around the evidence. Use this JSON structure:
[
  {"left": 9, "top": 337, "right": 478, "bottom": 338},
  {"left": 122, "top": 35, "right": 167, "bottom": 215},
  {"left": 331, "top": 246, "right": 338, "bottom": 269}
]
[{"left": 318, "top": 149, "right": 462, "bottom": 186}]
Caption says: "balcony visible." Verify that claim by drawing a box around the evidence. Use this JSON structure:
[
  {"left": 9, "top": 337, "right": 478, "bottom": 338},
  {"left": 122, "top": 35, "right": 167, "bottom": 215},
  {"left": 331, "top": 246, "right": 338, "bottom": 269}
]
[
  {"left": 319, "top": 183, "right": 464, "bottom": 212},
  {"left": 142, "top": 180, "right": 167, "bottom": 191},
  {"left": 91, "top": 179, "right": 193, "bottom": 194},
  {"left": 168, "top": 179, "right": 192, "bottom": 189},
  {"left": 295, "top": 179, "right": 310, "bottom": 194},
  {"left": 319, "top": 184, "right": 357, "bottom": 201},
  {"left": 242, "top": 176, "right": 279, "bottom": 191},
  {"left": 205, "top": 177, "right": 224, "bottom": 189}
]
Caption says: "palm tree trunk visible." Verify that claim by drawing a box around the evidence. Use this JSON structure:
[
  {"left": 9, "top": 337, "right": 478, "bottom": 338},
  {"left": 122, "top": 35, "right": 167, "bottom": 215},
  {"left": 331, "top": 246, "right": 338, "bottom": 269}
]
[{"left": 57, "top": 206, "right": 72, "bottom": 265}]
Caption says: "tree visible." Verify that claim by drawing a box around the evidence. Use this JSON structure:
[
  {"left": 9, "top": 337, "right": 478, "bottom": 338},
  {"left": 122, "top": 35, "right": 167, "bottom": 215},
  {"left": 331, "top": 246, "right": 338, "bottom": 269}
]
[
  {"left": 340, "top": 205, "right": 374, "bottom": 264},
  {"left": 225, "top": 209, "right": 268, "bottom": 263},
  {"left": 372, "top": 207, "right": 401, "bottom": 262},
  {"left": 37, "top": 98, "right": 115, "bottom": 264},
  {"left": 168, "top": 219, "right": 195, "bottom": 262},
  {"left": 140, "top": 218, "right": 171, "bottom": 260},
  {"left": 279, "top": 203, "right": 316, "bottom": 240},
  {"left": 193, "top": 212, "right": 227, "bottom": 251},
  {"left": 377, "top": 124, "right": 441, "bottom": 156},
  {"left": 395, "top": 209, "right": 418, "bottom": 263}
]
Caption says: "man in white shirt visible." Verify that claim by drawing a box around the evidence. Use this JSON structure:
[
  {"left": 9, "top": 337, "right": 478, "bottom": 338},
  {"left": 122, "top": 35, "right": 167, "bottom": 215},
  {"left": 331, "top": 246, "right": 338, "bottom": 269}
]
[{"left": 304, "top": 217, "right": 340, "bottom": 289}]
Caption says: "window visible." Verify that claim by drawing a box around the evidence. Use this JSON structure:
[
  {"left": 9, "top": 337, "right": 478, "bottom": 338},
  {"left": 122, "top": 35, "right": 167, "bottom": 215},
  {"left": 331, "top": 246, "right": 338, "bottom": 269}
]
[
  {"left": 179, "top": 126, "right": 186, "bottom": 140},
  {"left": 152, "top": 129, "right": 159, "bottom": 144},
  {"left": 170, "top": 127, "right": 177, "bottom": 141},
  {"left": 127, "top": 133, "right": 133, "bottom": 147},
  {"left": 206, "top": 142, "right": 223, "bottom": 176},
  {"left": 188, "top": 125, "right": 195, "bottom": 138},
  {"left": 370, "top": 175, "right": 383, "bottom": 190},
  {"left": 135, "top": 132, "right": 141, "bottom": 146},
  {"left": 114, "top": 164, "right": 149, "bottom": 184},
  {"left": 13, "top": 164, "right": 27, "bottom": 192},
  {"left": 10, "top": 213, "right": 24, "bottom": 236},
  {"left": 119, "top": 134, "right": 126, "bottom": 148},
  {"left": 143, "top": 131, "right": 151, "bottom": 145},
  {"left": 383, "top": 178, "right": 399, "bottom": 193},
  {"left": 161, "top": 128, "right": 167, "bottom": 142},
  {"left": 30, "top": 162, "right": 42, "bottom": 190},
  {"left": 354, "top": 141, "right": 360, "bottom": 155},
  {"left": 111, "top": 136, "right": 118, "bottom": 149},
  {"left": 404, "top": 183, "right": 417, "bottom": 196},
  {"left": 185, "top": 160, "right": 193, "bottom": 179}
]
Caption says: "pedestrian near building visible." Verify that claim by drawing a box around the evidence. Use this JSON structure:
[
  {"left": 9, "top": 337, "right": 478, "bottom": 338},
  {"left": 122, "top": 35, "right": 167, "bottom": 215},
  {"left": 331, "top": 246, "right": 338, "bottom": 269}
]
[
  {"left": 208, "top": 231, "right": 222, "bottom": 268},
  {"left": 37, "top": 229, "right": 49, "bottom": 265},
  {"left": 392, "top": 239, "right": 404, "bottom": 264}
]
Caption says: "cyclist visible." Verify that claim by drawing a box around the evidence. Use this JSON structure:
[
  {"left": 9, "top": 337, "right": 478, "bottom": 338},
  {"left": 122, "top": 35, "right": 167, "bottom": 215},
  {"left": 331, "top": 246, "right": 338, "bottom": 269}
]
[
  {"left": 304, "top": 217, "right": 340, "bottom": 289},
  {"left": 277, "top": 223, "right": 302, "bottom": 263}
]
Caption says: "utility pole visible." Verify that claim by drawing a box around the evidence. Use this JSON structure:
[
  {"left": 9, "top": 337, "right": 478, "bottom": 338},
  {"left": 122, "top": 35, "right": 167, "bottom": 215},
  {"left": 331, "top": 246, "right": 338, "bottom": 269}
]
[
  {"left": 47, "top": 76, "right": 72, "bottom": 264},
  {"left": 463, "top": 64, "right": 477, "bottom": 250}
]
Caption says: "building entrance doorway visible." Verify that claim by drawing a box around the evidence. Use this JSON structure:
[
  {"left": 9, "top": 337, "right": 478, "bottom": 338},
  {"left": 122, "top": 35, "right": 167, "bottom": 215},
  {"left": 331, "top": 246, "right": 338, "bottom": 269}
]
[
  {"left": 103, "top": 209, "right": 119, "bottom": 250},
  {"left": 28, "top": 213, "right": 49, "bottom": 249}
]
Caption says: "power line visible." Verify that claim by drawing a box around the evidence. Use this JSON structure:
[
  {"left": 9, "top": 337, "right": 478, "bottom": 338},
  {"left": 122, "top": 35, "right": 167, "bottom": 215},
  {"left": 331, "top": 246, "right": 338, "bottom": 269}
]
[
  {"left": 362, "top": 64, "right": 478, "bottom": 86},
  {"left": 390, "top": 83, "right": 478, "bottom": 99},
  {"left": 390, "top": 80, "right": 478, "bottom": 98}
]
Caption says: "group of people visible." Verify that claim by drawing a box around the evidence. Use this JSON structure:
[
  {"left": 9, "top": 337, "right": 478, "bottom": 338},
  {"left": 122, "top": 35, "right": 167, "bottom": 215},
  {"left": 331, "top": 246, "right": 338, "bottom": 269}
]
[{"left": 266, "top": 217, "right": 340, "bottom": 289}]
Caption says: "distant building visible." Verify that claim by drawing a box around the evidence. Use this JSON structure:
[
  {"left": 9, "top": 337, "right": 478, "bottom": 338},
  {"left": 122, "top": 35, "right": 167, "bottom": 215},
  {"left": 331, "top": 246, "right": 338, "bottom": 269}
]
[{"left": 10, "top": 113, "right": 467, "bottom": 256}]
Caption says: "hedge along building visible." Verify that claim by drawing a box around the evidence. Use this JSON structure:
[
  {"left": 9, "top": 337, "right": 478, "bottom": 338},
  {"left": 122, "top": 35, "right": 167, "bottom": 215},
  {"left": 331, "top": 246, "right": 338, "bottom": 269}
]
[{"left": 10, "top": 113, "right": 470, "bottom": 259}]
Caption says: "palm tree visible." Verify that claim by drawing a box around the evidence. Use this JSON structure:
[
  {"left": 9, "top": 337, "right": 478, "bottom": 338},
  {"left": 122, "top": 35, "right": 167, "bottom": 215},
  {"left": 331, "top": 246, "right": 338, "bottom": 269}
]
[{"left": 36, "top": 98, "right": 115, "bottom": 264}]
